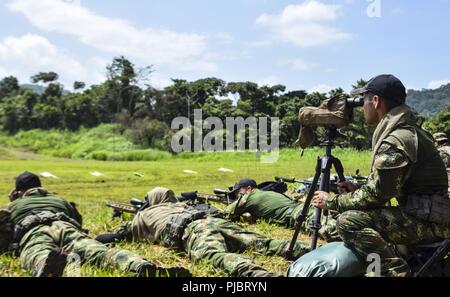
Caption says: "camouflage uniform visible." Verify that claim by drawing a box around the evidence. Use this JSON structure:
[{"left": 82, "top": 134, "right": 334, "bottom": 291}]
[
  {"left": 326, "top": 105, "right": 450, "bottom": 276},
  {"left": 0, "top": 209, "right": 12, "bottom": 253},
  {"left": 123, "top": 187, "right": 310, "bottom": 277},
  {"left": 437, "top": 144, "right": 450, "bottom": 168},
  {"left": 225, "top": 189, "right": 339, "bottom": 242},
  {"left": 9, "top": 188, "right": 149, "bottom": 276},
  {"left": 182, "top": 217, "right": 308, "bottom": 277}
]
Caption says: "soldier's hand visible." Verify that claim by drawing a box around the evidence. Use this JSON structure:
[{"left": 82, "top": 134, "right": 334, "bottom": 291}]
[
  {"left": 8, "top": 188, "right": 18, "bottom": 201},
  {"left": 337, "top": 181, "right": 358, "bottom": 193},
  {"left": 312, "top": 191, "right": 329, "bottom": 210},
  {"left": 242, "top": 213, "right": 254, "bottom": 224}
]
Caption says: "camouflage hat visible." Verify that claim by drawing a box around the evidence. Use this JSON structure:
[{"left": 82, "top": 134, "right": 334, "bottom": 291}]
[{"left": 433, "top": 132, "right": 448, "bottom": 143}]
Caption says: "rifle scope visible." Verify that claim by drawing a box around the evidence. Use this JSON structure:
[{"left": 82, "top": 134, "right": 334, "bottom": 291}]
[{"left": 346, "top": 97, "right": 364, "bottom": 108}]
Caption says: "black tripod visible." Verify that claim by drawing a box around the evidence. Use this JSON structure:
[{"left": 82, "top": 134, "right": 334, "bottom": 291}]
[{"left": 286, "top": 126, "right": 346, "bottom": 260}]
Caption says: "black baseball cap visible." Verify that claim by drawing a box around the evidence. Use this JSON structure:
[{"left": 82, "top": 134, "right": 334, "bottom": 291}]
[
  {"left": 15, "top": 171, "right": 41, "bottom": 191},
  {"left": 351, "top": 74, "right": 407, "bottom": 104},
  {"left": 231, "top": 179, "right": 257, "bottom": 192}
]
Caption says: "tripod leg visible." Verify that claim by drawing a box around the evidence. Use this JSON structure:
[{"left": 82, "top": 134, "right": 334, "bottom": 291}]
[
  {"left": 285, "top": 157, "right": 322, "bottom": 260},
  {"left": 332, "top": 157, "right": 346, "bottom": 183},
  {"left": 309, "top": 156, "right": 333, "bottom": 250}
]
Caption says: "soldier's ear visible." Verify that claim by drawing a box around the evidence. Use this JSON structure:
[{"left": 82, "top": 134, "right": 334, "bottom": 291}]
[{"left": 372, "top": 95, "right": 380, "bottom": 109}]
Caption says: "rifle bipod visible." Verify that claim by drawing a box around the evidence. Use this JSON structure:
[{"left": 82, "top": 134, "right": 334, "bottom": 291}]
[{"left": 285, "top": 126, "right": 346, "bottom": 260}]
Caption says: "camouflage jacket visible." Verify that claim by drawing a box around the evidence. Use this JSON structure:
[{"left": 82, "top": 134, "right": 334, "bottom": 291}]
[
  {"left": 327, "top": 105, "right": 447, "bottom": 212},
  {"left": 438, "top": 145, "right": 450, "bottom": 168}
]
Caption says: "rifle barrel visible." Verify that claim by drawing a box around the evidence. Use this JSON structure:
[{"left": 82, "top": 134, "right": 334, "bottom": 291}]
[
  {"left": 106, "top": 202, "right": 138, "bottom": 214},
  {"left": 195, "top": 193, "right": 229, "bottom": 204}
]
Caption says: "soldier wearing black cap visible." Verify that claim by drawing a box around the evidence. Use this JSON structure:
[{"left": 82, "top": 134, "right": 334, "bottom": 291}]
[
  {"left": 433, "top": 132, "right": 450, "bottom": 168},
  {"left": 224, "top": 179, "right": 339, "bottom": 242},
  {"left": 96, "top": 187, "right": 310, "bottom": 277},
  {"left": 6, "top": 172, "right": 190, "bottom": 277},
  {"left": 312, "top": 74, "right": 450, "bottom": 276}
]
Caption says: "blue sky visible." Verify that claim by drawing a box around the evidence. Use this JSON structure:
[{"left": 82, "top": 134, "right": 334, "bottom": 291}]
[{"left": 0, "top": 0, "right": 449, "bottom": 92}]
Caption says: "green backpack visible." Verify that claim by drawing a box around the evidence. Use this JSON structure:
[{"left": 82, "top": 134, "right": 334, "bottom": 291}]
[
  {"left": 297, "top": 94, "right": 353, "bottom": 149},
  {"left": 0, "top": 209, "right": 13, "bottom": 253}
]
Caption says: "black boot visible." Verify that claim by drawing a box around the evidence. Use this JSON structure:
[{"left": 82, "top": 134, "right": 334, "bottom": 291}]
[
  {"left": 137, "top": 263, "right": 192, "bottom": 277},
  {"left": 36, "top": 248, "right": 68, "bottom": 277}
]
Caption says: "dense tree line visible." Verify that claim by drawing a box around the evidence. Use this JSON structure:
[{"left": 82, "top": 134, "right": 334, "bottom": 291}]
[
  {"left": 1, "top": 56, "right": 429, "bottom": 152},
  {"left": 407, "top": 84, "right": 450, "bottom": 117}
]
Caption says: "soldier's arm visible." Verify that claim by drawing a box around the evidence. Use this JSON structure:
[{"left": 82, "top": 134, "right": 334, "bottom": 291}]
[
  {"left": 327, "top": 143, "right": 409, "bottom": 212},
  {"left": 66, "top": 201, "right": 83, "bottom": 226},
  {"left": 439, "top": 149, "right": 450, "bottom": 168},
  {"left": 223, "top": 197, "right": 247, "bottom": 220}
]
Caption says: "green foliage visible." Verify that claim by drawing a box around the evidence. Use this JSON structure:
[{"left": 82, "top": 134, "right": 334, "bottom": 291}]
[
  {"left": 0, "top": 124, "right": 135, "bottom": 159},
  {"left": 407, "top": 84, "right": 450, "bottom": 117},
  {"left": 30, "top": 72, "right": 59, "bottom": 84},
  {"left": 73, "top": 81, "right": 86, "bottom": 90},
  {"left": 0, "top": 76, "right": 20, "bottom": 100},
  {"left": 4, "top": 56, "right": 448, "bottom": 152},
  {"left": 85, "top": 149, "right": 171, "bottom": 161},
  {"left": 423, "top": 102, "right": 450, "bottom": 135}
]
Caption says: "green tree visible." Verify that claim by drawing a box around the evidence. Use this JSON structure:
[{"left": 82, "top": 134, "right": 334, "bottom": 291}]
[
  {"left": 30, "top": 72, "right": 59, "bottom": 84},
  {"left": 0, "top": 76, "right": 20, "bottom": 101},
  {"left": 130, "top": 118, "right": 170, "bottom": 149},
  {"left": 423, "top": 103, "right": 450, "bottom": 136},
  {"left": 106, "top": 56, "right": 152, "bottom": 116},
  {"left": 164, "top": 77, "right": 226, "bottom": 120},
  {"left": 73, "top": 81, "right": 86, "bottom": 90}
]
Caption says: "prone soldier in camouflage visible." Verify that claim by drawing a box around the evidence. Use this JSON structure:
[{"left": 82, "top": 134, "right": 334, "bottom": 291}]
[
  {"left": 312, "top": 75, "right": 450, "bottom": 277},
  {"left": 433, "top": 132, "right": 450, "bottom": 168},
  {"left": 224, "top": 179, "right": 339, "bottom": 242},
  {"left": 97, "top": 187, "right": 310, "bottom": 277},
  {"left": 6, "top": 172, "right": 190, "bottom": 277}
]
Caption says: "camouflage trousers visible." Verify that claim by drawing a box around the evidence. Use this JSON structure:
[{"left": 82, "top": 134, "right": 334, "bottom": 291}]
[
  {"left": 19, "top": 221, "right": 148, "bottom": 276},
  {"left": 182, "top": 217, "right": 309, "bottom": 277},
  {"left": 336, "top": 208, "right": 450, "bottom": 276},
  {"left": 290, "top": 203, "right": 340, "bottom": 242}
]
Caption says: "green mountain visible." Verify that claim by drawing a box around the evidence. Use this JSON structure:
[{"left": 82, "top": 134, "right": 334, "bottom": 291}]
[{"left": 407, "top": 83, "right": 450, "bottom": 117}]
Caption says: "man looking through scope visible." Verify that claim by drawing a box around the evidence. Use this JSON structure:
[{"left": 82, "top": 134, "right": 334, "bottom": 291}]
[{"left": 312, "top": 74, "right": 450, "bottom": 277}]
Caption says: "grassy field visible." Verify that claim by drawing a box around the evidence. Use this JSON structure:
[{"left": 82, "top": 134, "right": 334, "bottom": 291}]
[{"left": 0, "top": 147, "right": 371, "bottom": 277}]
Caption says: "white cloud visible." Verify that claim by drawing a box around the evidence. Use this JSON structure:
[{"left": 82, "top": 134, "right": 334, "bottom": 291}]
[
  {"left": 279, "top": 58, "right": 311, "bottom": 71},
  {"left": 257, "top": 75, "right": 280, "bottom": 86},
  {"left": 427, "top": 80, "right": 450, "bottom": 89},
  {"left": 7, "top": 0, "right": 216, "bottom": 72},
  {"left": 309, "top": 83, "right": 334, "bottom": 93},
  {"left": 256, "top": 1, "right": 351, "bottom": 47},
  {"left": 0, "top": 66, "right": 7, "bottom": 78},
  {"left": 244, "top": 40, "right": 273, "bottom": 48},
  {"left": 150, "top": 76, "right": 174, "bottom": 89},
  {"left": 0, "top": 33, "right": 103, "bottom": 88}
]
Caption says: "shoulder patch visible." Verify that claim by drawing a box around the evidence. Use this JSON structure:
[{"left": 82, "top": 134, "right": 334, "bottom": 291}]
[{"left": 374, "top": 143, "right": 409, "bottom": 170}]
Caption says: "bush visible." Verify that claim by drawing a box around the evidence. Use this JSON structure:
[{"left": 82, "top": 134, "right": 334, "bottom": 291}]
[
  {"left": 85, "top": 149, "right": 171, "bottom": 161},
  {"left": 130, "top": 118, "right": 169, "bottom": 149}
]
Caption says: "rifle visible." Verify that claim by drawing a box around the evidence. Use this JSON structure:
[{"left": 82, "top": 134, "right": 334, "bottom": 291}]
[
  {"left": 106, "top": 190, "right": 235, "bottom": 219},
  {"left": 106, "top": 197, "right": 148, "bottom": 218},
  {"left": 177, "top": 190, "right": 235, "bottom": 205},
  {"left": 277, "top": 170, "right": 368, "bottom": 195}
]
